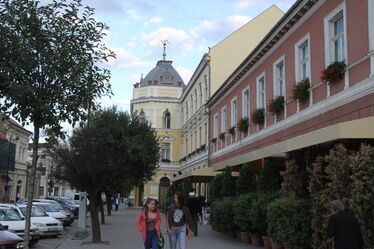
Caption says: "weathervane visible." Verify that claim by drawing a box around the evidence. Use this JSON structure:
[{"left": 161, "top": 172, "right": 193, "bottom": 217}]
[{"left": 161, "top": 40, "right": 168, "bottom": 60}]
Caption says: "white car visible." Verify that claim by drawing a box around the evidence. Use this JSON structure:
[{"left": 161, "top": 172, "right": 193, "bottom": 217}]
[
  {"left": 0, "top": 206, "right": 39, "bottom": 246},
  {"left": 17, "top": 204, "right": 63, "bottom": 237},
  {"left": 33, "top": 199, "right": 74, "bottom": 226},
  {"left": 31, "top": 202, "right": 69, "bottom": 226}
]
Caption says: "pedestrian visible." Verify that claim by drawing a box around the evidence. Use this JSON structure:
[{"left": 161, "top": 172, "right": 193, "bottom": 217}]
[
  {"left": 136, "top": 198, "right": 162, "bottom": 249},
  {"left": 327, "top": 200, "right": 364, "bottom": 249},
  {"left": 166, "top": 192, "right": 193, "bottom": 249},
  {"left": 186, "top": 191, "right": 202, "bottom": 236},
  {"left": 115, "top": 195, "right": 120, "bottom": 211}
]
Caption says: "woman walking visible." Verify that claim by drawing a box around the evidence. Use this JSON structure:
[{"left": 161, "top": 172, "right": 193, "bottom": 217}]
[
  {"left": 136, "top": 198, "right": 162, "bottom": 249},
  {"left": 166, "top": 192, "right": 193, "bottom": 249}
]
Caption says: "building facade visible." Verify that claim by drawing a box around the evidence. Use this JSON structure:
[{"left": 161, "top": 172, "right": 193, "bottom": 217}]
[
  {"left": 208, "top": 0, "right": 374, "bottom": 172},
  {"left": 0, "top": 116, "right": 32, "bottom": 202},
  {"left": 131, "top": 58, "right": 185, "bottom": 207}
]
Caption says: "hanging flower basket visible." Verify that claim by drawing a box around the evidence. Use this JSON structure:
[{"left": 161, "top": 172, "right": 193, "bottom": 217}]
[
  {"left": 321, "top": 61, "right": 346, "bottom": 84},
  {"left": 251, "top": 108, "right": 265, "bottom": 125},
  {"left": 292, "top": 78, "right": 310, "bottom": 103},
  {"left": 219, "top": 132, "right": 226, "bottom": 140},
  {"left": 269, "top": 96, "right": 285, "bottom": 115},
  {"left": 238, "top": 117, "right": 250, "bottom": 132},
  {"left": 228, "top": 126, "right": 236, "bottom": 135},
  {"left": 211, "top": 138, "right": 217, "bottom": 144}
]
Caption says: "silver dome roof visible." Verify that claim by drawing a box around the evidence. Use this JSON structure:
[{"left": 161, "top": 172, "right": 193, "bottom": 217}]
[{"left": 140, "top": 60, "right": 185, "bottom": 87}]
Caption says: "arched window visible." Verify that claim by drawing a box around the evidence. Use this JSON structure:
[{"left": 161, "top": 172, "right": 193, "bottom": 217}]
[
  {"left": 139, "top": 109, "right": 146, "bottom": 121},
  {"left": 163, "top": 110, "right": 171, "bottom": 129}
]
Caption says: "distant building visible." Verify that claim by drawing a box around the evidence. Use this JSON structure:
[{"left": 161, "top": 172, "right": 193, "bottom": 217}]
[{"left": 0, "top": 116, "right": 32, "bottom": 202}]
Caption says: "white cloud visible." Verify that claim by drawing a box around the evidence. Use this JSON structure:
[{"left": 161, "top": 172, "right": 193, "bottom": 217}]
[
  {"left": 101, "top": 97, "right": 132, "bottom": 111},
  {"left": 126, "top": 9, "right": 141, "bottom": 21},
  {"left": 234, "top": 0, "right": 255, "bottom": 9},
  {"left": 143, "top": 27, "right": 193, "bottom": 51},
  {"left": 175, "top": 66, "right": 193, "bottom": 83},
  {"left": 107, "top": 48, "right": 153, "bottom": 69},
  {"left": 145, "top": 17, "right": 162, "bottom": 26}
]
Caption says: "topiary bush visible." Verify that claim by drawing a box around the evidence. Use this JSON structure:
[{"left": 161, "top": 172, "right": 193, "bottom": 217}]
[
  {"left": 210, "top": 173, "right": 224, "bottom": 201},
  {"left": 221, "top": 167, "right": 236, "bottom": 197},
  {"left": 267, "top": 196, "right": 311, "bottom": 248},
  {"left": 257, "top": 159, "right": 284, "bottom": 192},
  {"left": 237, "top": 163, "right": 256, "bottom": 195},
  {"left": 233, "top": 193, "right": 256, "bottom": 232},
  {"left": 222, "top": 197, "right": 235, "bottom": 230}
]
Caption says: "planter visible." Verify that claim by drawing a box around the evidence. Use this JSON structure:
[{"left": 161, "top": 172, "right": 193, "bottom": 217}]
[
  {"left": 236, "top": 230, "right": 241, "bottom": 241},
  {"left": 216, "top": 224, "right": 221, "bottom": 232},
  {"left": 283, "top": 242, "right": 291, "bottom": 249},
  {"left": 229, "top": 228, "right": 237, "bottom": 238},
  {"left": 239, "top": 231, "right": 250, "bottom": 243},
  {"left": 262, "top": 236, "right": 272, "bottom": 249},
  {"left": 249, "top": 233, "right": 263, "bottom": 246},
  {"left": 270, "top": 238, "right": 284, "bottom": 249}
]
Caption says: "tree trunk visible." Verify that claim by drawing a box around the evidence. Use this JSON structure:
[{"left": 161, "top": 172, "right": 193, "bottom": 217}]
[
  {"left": 89, "top": 192, "right": 101, "bottom": 243},
  {"left": 99, "top": 197, "right": 105, "bottom": 224},
  {"left": 106, "top": 192, "right": 112, "bottom": 216},
  {"left": 24, "top": 126, "right": 40, "bottom": 249}
]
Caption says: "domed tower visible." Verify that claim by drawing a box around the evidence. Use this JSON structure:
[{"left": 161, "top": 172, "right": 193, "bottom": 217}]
[{"left": 130, "top": 41, "right": 184, "bottom": 207}]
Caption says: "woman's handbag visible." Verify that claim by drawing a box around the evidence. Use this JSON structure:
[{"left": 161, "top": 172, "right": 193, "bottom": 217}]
[{"left": 158, "top": 234, "right": 165, "bottom": 249}]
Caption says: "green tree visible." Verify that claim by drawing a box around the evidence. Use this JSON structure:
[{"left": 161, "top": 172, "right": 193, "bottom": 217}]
[
  {"left": 236, "top": 163, "right": 256, "bottom": 195},
  {"left": 221, "top": 167, "right": 236, "bottom": 197},
  {"left": 281, "top": 159, "right": 306, "bottom": 198},
  {"left": 0, "top": 0, "right": 114, "bottom": 247},
  {"left": 210, "top": 173, "right": 224, "bottom": 201},
  {"left": 349, "top": 144, "right": 374, "bottom": 248},
  {"left": 54, "top": 108, "right": 159, "bottom": 242},
  {"left": 257, "top": 159, "right": 284, "bottom": 192}
]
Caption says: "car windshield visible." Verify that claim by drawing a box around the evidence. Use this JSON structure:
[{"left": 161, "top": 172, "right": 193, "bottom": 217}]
[
  {"left": 48, "top": 202, "right": 64, "bottom": 210},
  {"left": 35, "top": 204, "right": 58, "bottom": 212},
  {"left": 0, "top": 209, "right": 23, "bottom": 221},
  {"left": 62, "top": 198, "right": 76, "bottom": 205},
  {"left": 20, "top": 206, "right": 48, "bottom": 217}
]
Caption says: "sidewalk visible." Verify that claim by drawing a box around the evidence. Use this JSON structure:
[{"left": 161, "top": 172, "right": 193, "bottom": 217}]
[{"left": 57, "top": 206, "right": 260, "bottom": 249}]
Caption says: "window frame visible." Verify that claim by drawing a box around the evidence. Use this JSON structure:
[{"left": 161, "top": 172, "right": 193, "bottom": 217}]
[
  {"left": 256, "top": 72, "right": 266, "bottom": 109},
  {"left": 213, "top": 113, "right": 218, "bottom": 138},
  {"left": 230, "top": 97, "right": 238, "bottom": 128},
  {"left": 242, "top": 86, "right": 250, "bottom": 118},
  {"left": 294, "top": 33, "right": 311, "bottom": 82},
  {"left": 221, "top": 107, "right": 227, "bottom": 133},
  {"left": 324, "top": 2, "right": 347, "bottom": 66},
  {"left": 160, "top": 143, "right": 171, "bottom": 160},
  {"left": 273, "top": 56, "right": 286, "bottom": 97}
]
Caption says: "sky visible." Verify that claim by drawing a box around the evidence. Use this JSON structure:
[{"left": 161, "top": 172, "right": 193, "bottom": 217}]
[{"left": 90, "top": 0, "right": 296, "bottom": 111}]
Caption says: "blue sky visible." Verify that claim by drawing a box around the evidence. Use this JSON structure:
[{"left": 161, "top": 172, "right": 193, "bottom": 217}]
[{"left": 91, "top": 0, "right": 295, "bottom": 111}]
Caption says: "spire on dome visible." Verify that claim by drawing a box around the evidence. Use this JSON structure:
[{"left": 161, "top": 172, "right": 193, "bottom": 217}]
[{"left": 161, "top": 40, "right": 168, "bottom": 60}]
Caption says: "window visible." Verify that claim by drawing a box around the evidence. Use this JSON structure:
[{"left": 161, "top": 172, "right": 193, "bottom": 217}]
[
  {"left": 162, "top": 110, "right": 171, "bottom": 129},
  {"left": 256, "top": 74, "right": 266, "bottom": 109},
  {"left": 204, "top": 76, "right": 208, "bottom": 100},
  {"left": 199, "top": 126, "right": 202, "bottom": 146},
  {"left": 185, "top": 138, "right": 188, "bottom": 155},
  {"left": 195, "top": 89, "right": 198, "bottom": 109},
  {"left": 221, "top": 108, "right": 227, "bottom": 133},
  {"left": 39, "top": 186, "right": 44, "bottom": 197},
  {"left": 199, "top": 83, "right": 202, "bottom": 105},
  {"left": 295, "top": 35, "right": 311, "bottom": 81},
  {"left": 139, "top": 109, "right": 146, "bottom": 120},
  {"left": 242, "top": 88, "right": 250, "bottom": 118},
  {"left": 190, "top": 95, "right": 194, "bottom": 113},
  {"left": 324, "top": 4, "right": 346, "bottom": 64},
  {"left": 231, "top": 99, "right": 237, "bottom": 127},
  {"left": 180, "top": 108, "right": 184, "bottom": 125},
  {"left": 185, "top": 102, "right": 189, "bottom": 120},
  {"left": 54, "top": 187, "right": 59, "bottom": 196},
  {"left": 161, "top": 143, "right": 170, "bottom": 160},
  {"left": 204, "top": 123, "right": 207, "bottom": 143},
  {"left": 213, "top": 114, "right": 218, "bottom": 138},
  {"left": 273, "top": 58, "right": 285, "bottom": 97},
  {"left": 195, "top": 130, "right": 197, "bottom": 150}
]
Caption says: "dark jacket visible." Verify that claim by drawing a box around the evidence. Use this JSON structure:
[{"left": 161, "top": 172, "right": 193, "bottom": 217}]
[
  {"left": 327, "top": 210, "right": 364, "bottom": 249},
  {"left": 166, "top": 204, "right": 193, "bottom": 228},
  {"left": 186, "top": 197, "right": 202, "bottom": 216}
]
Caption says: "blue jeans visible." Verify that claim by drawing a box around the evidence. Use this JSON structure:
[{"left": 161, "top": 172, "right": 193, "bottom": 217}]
[
  {"left": 169, "top": 226, "right": 186, "bottom": 249},
  {"left": 145, "top": 229, "right": 159, "bottom": 249}
]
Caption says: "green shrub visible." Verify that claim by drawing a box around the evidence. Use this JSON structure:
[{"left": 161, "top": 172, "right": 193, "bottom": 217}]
[
  {"left": 251, "top": 108, "right": 265, "bottom": 125},
  {"left": 269, "top": 96, "right": 285, "bottom": 115},
  {"left": 233, "top": 193, "right": 256, "bottom": 231},
  {"left": 222, "top": 197, "right": 235, "bottom": 229},
  {"left": 237, "top": 163, "right": 256, "bottom": 195},
  {"left": 211, "top": 173, "right": 224, "bottom": 201},
  {"left": 221, "top": 167, "right": 236, "bottom": 197},
  {"left": 267, "top": 197, "right": 311, "bottom": 248},
  {"left": 248, "top": 192, "right": 279, "bottom": 235},
  {"left": 292, "top": 78, "right": 310, "bottom": 103},
  {"left": 238, "top": 117, "right": 249, "bottom": 132},
  {"left": 257, "top": 159, "right": 284, "bottom": 192}
]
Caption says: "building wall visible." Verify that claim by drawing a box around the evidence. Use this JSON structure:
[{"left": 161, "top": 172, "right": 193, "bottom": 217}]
[
  {"left": 209, "top": 0, "right": 373, "bottom": 167},
  {"left": 209, "top": 5, "right": 284, "bottom": 94}
]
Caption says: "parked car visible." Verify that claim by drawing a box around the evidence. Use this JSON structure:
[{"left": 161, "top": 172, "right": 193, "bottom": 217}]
[
  {"left": 33, "top": 199, "right": 74, "bottom": 226},
  {"left": 0, "top": 223, "right": 23, "bottom": 249},
  {"left": 46, "top": 197, "right": 79, "bottom": 218},
  {"left": 17, "top": 204, "right": 63, "bottom": 237},
  {"left": 0, "top": 206, "right": 39, "bottom": 246},
  {"left": 31, "top": 203, "right": 70, "bottom": 227}
]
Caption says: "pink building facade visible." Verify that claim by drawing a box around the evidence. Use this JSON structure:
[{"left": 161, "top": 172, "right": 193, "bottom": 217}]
[{"left": 208, "top": 0, "right": 374, "bottom": 170}]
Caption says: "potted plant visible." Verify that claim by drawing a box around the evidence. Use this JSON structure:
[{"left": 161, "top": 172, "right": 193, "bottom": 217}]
[
  {"left": 219, "top": 132, "right": 226, "bottom": 140},
  {"left": 161, "top": 158, "right": 171, "bottom": 163},
  {"left": 269, "top": 96, "right": 285, "bottom": 116},
  {"left": 321, "top": 61, "right": 346, "bottom": 84},
  {"left": 251, "top": 108, "right": 265, "bottom": 125},
  {"left": 200, "top": 144, "right": 206, "bottom": 151},
  {"left": 238, "top": 117, "right": 250, "bottom": 133},
  {"left": 211, "top": 138, "right": 217, "bottom": 144},
  {"left": 292, "top": 78, "right": 310, "bottom": 103},
  {"left": 228, "top": 126, "right": 236, "bottom": 135},
  {"left": 233, "top": 194, "right": 256, "bottom": 243}
]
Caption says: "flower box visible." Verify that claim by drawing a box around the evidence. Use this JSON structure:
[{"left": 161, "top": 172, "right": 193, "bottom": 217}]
[
  {"left": 251, "top": 108, "right": 265, "bottom": 125},
  {"left": 269, "top": 96, "right": 285, "bottom": 115},
  {"left": 321, "top": 61, "right": 346, "bottom": 84},
  {"left": 292, "top": 78, "right": 310, "bottom": 103}
]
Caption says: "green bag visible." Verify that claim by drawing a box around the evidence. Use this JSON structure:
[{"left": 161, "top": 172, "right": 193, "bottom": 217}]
[{"left": 158, "top": 234, "right": 165, "bottom": 249}]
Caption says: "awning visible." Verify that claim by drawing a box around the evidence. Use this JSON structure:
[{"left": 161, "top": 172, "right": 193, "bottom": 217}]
[{"left": 172, "top": 166, "right": 218, "bottom": 182}]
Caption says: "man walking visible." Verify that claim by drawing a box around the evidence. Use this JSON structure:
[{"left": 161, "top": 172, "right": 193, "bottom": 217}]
[
  {"left": 186, "top": 191, "right": 202, "bottom": 236},
  {"left": 327, "top": 200, "right": 364, "bottom": 249}
]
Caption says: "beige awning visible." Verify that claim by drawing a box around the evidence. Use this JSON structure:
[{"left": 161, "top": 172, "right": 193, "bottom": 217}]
[{"left": 172, "top": 166, "right": 218, "bottom": 182}]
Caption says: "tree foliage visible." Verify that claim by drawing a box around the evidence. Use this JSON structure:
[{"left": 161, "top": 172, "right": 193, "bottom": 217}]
[
  {"left": 53, "top": 107, "right": 159, "bottom": 242},
  {"left": 236, "top": 163, "right": 256, "bottom": 195},
  {"left": 257, "top": 159, "right": 284, "bottom": 192},
  {"left": 281, "top": 159, "right": 306, "bottom": 198},
  {"left": 0, "top": 0, "right": 114, "bottom": 247},
  {"left": 221, "top": 167, "right": 236, "bottom": 197}
]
